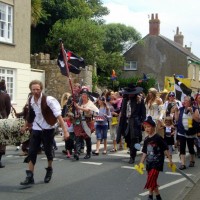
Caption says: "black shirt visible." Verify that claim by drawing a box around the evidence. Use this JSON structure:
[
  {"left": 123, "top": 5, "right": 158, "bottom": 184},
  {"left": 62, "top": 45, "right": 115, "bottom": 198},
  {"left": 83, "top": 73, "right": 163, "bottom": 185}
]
[{"left": 142, "top": 133, "right": 168, "bottom": 171}]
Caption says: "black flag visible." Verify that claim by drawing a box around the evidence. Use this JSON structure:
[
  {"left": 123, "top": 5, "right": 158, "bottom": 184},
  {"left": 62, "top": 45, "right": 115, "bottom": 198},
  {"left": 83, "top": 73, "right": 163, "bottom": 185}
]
[
  {"left": 57, "top": 49, "right": 85, "bottom": 76},
  {"left": 174, "top": 76, "right": 192, "bottom": 101}
]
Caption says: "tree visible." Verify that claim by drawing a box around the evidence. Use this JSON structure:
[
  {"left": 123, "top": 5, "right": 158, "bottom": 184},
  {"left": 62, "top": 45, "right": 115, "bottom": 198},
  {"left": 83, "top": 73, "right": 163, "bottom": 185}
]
[
  {"left": 31, "top": 0, "right": 47, "bottom": 27},
  {"left": 31, "top": 0, "right": 109, "bottom": 53},
  {"left": 103, "top": 23, "right": 141, "bottom": 53}
]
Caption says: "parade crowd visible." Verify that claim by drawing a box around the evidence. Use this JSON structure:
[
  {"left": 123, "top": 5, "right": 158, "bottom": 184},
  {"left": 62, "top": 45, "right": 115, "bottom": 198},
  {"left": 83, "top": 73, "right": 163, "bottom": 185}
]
[{"left": 1, "top": 79, "right": 200, "bottom": 200}]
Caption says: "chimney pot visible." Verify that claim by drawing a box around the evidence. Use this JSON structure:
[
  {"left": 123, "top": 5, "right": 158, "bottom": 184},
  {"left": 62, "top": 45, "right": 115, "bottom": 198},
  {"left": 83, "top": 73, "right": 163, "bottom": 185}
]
[{"left": 149, "top": 13, "right": 160, "bottom": 35}]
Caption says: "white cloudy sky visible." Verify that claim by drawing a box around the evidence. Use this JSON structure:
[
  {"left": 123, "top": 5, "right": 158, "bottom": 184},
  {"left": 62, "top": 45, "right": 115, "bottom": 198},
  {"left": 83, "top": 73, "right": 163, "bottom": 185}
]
[{"left": 102, "top": 0, "right": 200, "bottom": 58}]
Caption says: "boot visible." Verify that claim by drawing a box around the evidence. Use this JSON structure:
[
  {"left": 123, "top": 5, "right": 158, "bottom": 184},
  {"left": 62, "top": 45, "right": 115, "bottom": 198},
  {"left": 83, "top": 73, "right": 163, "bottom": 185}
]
[
  {"left": 20, "top": 170, "right": 34, "bottom": 185},
  {"left": 84, "top": 154, "right": 91, "bottom": 159},
  {"left": 0, "top": 161, "right": 5, "bottom": 168},
  {"left": 44, "top": 167, "right": 53, "bottom": 183},
  {"left": 128, "top": 157, "right": 135, "bottom": 164}
]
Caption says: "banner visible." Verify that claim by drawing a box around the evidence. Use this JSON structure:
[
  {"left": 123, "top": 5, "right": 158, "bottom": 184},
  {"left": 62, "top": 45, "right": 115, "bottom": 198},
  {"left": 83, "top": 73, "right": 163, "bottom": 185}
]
[{"left": 164, "top": 76, "right": 191, "bottom": 92}]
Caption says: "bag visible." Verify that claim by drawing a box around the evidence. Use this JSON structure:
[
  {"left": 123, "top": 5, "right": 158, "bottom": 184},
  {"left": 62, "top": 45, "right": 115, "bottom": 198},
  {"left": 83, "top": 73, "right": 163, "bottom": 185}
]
[
  {"left": 111, "top": 117, "right": 118, "bottom": 125},
  {"left": 95, "top": 116, "right": 106, "bottom": 122}
]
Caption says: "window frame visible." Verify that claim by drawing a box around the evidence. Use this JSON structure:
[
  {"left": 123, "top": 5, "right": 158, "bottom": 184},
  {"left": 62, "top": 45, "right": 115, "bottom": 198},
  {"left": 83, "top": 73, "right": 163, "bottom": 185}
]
[
  {"left": 0, "top": 2, "right": 13, "bottom": 43},
  {"left": 192, "top": 66, "right": 196, "bottom": 80},
  {"left": 0, "top": 68, "right": 15, "bottom": 102},
  {"left": 124, "top": 61, "right": 138, "bottom": 71}
]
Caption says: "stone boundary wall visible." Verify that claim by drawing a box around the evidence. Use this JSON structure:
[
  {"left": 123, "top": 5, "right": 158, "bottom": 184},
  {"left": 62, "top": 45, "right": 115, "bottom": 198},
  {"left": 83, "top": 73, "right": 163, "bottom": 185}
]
[{"left": 31, "top": 53, "right": 93, "bottom": 102}]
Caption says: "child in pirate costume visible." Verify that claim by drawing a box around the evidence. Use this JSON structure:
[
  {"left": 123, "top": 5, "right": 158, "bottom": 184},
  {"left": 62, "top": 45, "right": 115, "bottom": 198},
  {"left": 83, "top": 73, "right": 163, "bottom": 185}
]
[{"left": 139, "top": 116, "right": 173, "bottom": 200}]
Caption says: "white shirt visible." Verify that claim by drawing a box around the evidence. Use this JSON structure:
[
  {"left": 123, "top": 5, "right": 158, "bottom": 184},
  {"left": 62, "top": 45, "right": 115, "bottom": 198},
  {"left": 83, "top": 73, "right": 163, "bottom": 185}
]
[{"left": 30, "top": 93, "right": 61, "bottom": 130}]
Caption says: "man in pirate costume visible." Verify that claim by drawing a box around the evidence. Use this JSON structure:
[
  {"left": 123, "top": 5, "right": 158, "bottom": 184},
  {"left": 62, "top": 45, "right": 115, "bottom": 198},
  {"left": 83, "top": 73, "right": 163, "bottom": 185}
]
[
  {"left": 0, "top": 79, "right": 11, "bottom": 168},
  {"left": 20, "top": 80, "right": 69, "bottom": 185},
  {"left": 117, "top": 84, "right": 146, "bottom": 164},
  {"left": 139, "top": 116, "right": 173, "bottom": 200}
]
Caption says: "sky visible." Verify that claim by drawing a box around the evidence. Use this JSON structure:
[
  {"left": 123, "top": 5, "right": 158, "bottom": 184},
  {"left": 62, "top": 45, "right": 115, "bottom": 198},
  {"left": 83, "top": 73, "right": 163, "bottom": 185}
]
[{"left": 102, "top": 0, "right": 200, "bottom": 58}]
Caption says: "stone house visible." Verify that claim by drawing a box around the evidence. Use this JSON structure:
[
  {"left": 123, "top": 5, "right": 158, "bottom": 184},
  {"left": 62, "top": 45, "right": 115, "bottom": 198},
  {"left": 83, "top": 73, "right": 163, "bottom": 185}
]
[
  {"left": 0, "top": 0, "right": 44, "bottom": 112},
  {"left": 123, "top": 13, "right": 200, "bottom": 91}
]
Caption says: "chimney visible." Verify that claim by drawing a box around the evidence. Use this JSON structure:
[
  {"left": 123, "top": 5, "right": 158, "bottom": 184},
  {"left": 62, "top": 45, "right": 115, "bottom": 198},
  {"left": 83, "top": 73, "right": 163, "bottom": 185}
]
[
  {"left": 149, "top": 13, "right": 160, "bottom": 35},
  {"left": 174, "top": 27, "right": 184, "bottom": 46},
  {"left": 185, "top": 45, "right": 191, "bottom": 52}
]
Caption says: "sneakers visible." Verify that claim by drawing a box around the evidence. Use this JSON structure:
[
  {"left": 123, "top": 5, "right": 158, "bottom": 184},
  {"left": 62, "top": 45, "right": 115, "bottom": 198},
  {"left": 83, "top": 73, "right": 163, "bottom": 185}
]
[{"left": 84, "top": 154, "right": 91, "bottom": 159}]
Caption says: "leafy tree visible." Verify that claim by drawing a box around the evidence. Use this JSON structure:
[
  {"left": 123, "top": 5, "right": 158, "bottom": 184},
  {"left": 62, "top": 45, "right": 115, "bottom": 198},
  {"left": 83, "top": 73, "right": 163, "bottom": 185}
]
[
  {"left": 103, "top": 23, "right": 141, "bottom": 53},
  {"left": 31, "top": 0, "right": 109, "bottom": 53},
  {"left": 46, "top": 18, "right": 105, "bottom": 65}
]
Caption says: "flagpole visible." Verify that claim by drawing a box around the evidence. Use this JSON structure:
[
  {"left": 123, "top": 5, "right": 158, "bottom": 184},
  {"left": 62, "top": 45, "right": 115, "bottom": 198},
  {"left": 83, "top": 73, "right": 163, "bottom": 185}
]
[{"left": 59, "top": 39, "right": 75, "bottom": 102}]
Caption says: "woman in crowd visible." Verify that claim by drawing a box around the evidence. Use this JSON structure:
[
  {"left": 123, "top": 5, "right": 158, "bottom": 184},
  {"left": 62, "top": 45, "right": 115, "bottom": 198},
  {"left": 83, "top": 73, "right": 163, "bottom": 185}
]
[
  {"left": 174, "top": 95, "right": 199, "bottom": 170},
  {"left": 145, "top": 88, "right": 163, "bottom": 137},
  {"left": 92, "top": 96, "right": 111, "bottom": 155},
  {"left": 73, "top": 87, "right": 99, "bottom": 160}
]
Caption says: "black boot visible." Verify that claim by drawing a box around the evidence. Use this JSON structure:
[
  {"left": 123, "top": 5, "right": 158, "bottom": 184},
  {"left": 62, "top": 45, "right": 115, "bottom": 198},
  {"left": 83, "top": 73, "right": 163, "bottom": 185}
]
[
  {"left": 84, "top": 154, "right": 91, "bottom": 159},
  {"left": 20, "top": 170, "right": 34, "bottom": 185},
  {"left": 44, "top": 167, "right": 53, "bottom": 183},
  {"left": 74, "top": 153, "right": 79, "bottom": 160},
  {"left": 128, "top": 157, "right": 135, "bottom": 164},
  {"left": 0, "top": 161, "right": 5, "bottom": 168}
]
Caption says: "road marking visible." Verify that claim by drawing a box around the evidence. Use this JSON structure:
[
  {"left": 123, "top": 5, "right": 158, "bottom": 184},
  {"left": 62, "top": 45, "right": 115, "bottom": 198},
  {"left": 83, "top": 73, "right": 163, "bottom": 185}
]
[
  {"left": 165, "top": 172, "right": 193, "bottom": 176},
  {"left": 41, "top": 157, "right": 63, "bottom": 161},
  {"left": 108, "top": 153, "right": 129, "bottom": 158},
  {"left": 121, "top": 166, "right": 134, "bottom": 170},
  {"left": 139, "top": 178, "right": 186, "bottom": 196},
  {"left": 81, "top": 161, "right": 103, "bottom": 165}
]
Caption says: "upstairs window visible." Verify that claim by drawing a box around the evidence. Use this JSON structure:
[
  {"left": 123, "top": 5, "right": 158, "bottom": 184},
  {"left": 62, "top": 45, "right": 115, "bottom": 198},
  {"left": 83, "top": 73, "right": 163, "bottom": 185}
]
[
  {"left": 0, "top": 2, "right": 13, "bottom": 43},
  {"left": 124, "top": 61, "right": 137, "bottom": 71},
  {"left": 192, "top": 66, "right": 196, "bottom": 80},
  {"left": 0, "top": 68, "right": 15, "bottom": 101}
]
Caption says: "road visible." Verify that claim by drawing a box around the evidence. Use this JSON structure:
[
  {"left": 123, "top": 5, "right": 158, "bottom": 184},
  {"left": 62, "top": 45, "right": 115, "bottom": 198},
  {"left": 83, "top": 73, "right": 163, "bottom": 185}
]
[{"left": 0, "top": 135, "right": 198, "bottom": 200}]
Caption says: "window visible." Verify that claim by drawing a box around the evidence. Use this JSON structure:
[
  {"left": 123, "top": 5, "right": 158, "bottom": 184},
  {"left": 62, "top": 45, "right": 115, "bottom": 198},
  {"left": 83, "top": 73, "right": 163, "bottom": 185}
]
[
  {"left": 199, "top": 69, "right": 200, "bottom": 81},
  {"left": 192, "top": 66, "right": 196, "bottom": 80},
  {"left": 124, "top": 61, "right": 137, "bottom": 70},
  {"left": 0, "top": 2, "right": 13, "bottom": 43},
  {"left": 0, "top": 68, "right": 15, "bottom": 101}
]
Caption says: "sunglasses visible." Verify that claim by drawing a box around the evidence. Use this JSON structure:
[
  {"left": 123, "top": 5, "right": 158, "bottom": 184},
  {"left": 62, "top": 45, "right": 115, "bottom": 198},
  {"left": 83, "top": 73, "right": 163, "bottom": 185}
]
[{"left": 169, "top": 95, "right": 175, "bottom": 97}]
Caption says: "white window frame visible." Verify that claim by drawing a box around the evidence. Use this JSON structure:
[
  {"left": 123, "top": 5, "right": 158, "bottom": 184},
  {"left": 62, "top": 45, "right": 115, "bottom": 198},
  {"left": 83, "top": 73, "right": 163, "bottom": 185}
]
[
  {"left": 0, "top": 2, "right": 13, "bottom": 43},
  {"left": 0, "top": 68, "right": 15, "bottom": 102},
  {"left": 124, "top": 61, "right": 137, "bottom": 71},
  {"left": 192, "top": 66, "right": 196, "bottom": 80},
  {"left": 199, "top": 68, "right": 200, "bottom": 81}
]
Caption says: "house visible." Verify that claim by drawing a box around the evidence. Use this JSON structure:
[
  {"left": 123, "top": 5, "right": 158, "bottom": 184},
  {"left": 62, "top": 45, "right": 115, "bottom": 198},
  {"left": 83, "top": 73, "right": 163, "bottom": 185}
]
[
  {"left": 123, "top": 13, "right": 200, "bottom": 91},
  {"left": 0, "top": 0, "right": 44, "bottom": 112}
]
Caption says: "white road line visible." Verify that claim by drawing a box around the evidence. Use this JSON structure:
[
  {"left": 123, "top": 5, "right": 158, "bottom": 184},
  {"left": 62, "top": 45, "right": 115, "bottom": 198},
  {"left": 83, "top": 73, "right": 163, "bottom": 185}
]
[
  {"left": 139, "top": 178, "right": 186, "bottom": 196},
  {"left": 121, "top": 166, "right": 135, "bottom": 170},
  {"left": 81, "top": 161, "right": 103, "bottom": 165},
  {"left": 108, "top": 153, "right": 130, "bottom": 158},
  {"left": 165, "top": 172, "right": 193, "bottom": 176},
  {"left": 41, "top": 157, "right": 63, "bottom": 161}
]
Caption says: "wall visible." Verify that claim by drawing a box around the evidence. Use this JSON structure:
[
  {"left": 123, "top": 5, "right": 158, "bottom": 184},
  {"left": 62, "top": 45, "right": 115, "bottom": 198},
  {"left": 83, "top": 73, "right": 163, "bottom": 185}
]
[
  {"left": 123, "top": 35, "right": 188, "bottom": 90},
  {"left": 31, "top": 53, "right": 93, "bottom": 102},
  {"left": 0, "top": 0, "right": 31, "bottom": 64}
]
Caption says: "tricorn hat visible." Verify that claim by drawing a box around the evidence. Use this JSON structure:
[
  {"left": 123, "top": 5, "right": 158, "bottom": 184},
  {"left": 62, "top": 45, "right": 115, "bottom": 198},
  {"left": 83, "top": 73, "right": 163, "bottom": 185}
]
[{"left": 121, "top": 83, "right": 143, "bottom": 95}]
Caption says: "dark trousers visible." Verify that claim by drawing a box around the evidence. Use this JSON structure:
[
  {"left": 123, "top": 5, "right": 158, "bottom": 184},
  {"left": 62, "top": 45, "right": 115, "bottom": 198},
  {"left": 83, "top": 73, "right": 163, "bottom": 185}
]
[
  {"left": 130, "top": 138, "right": 138, "bottom": 159},
  {"left": 28, "top": 129, "right": 55, "bottom": 165},
  {"left": 179, "top": 135, "right": 195, "bottom": 155},
  {"left": 75, "top": 136, "right": 91, "bottom": 155},
  {"left": 65, "top": 132, "right": 75, "bottom": 152}
]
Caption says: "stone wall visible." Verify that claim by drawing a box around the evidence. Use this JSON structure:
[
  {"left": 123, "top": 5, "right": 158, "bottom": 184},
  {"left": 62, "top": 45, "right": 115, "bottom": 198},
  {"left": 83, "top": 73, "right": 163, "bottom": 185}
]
[{"left": 31, "top": 53, "right": 94, "bottom": 101}]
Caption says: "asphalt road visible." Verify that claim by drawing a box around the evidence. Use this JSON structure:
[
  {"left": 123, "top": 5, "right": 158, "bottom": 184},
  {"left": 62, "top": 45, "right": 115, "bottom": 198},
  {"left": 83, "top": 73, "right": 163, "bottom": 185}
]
[{"left": 0, "top": 136, "right": 199, "bottom": 200}]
